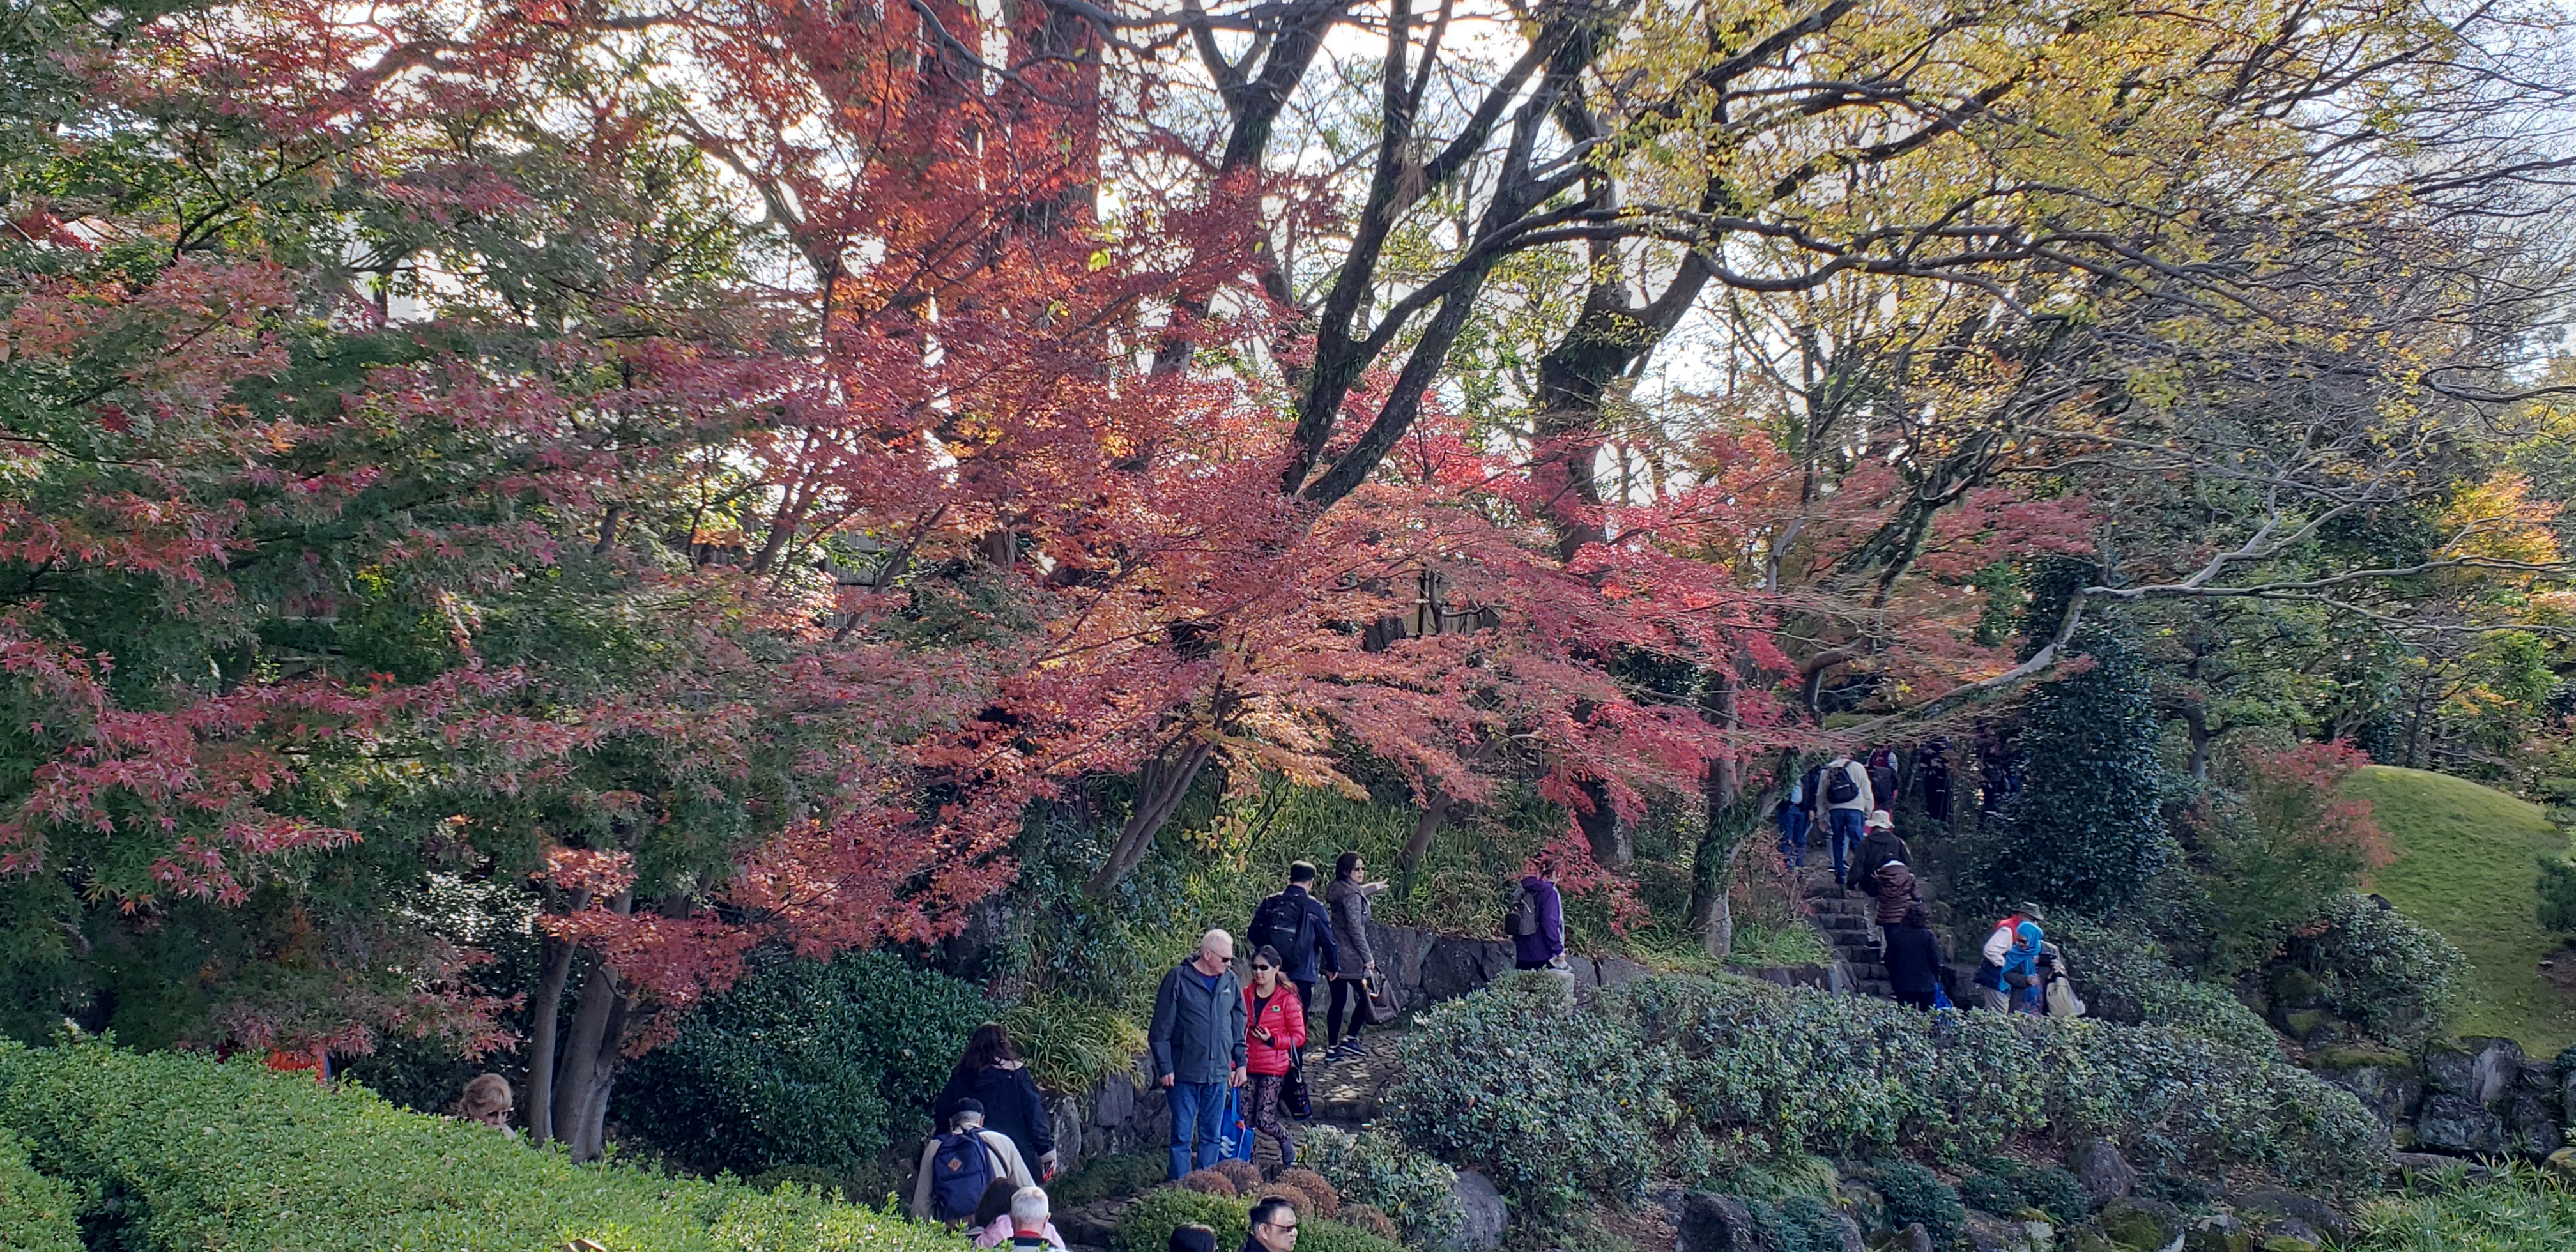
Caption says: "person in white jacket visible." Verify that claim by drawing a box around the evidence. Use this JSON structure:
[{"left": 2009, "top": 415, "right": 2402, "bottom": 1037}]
[
  {"left": 912, "top": 1101, "right": 1036, "bottom": 1225},
  {"left": 1818, "top": 754, "right": 1874, "bottom": 889}
]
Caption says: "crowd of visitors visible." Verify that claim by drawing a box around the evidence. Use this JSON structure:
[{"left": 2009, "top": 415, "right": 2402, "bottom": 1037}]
[{"left": 431, "top": 756, "right": 2071, "bottom": 1246}]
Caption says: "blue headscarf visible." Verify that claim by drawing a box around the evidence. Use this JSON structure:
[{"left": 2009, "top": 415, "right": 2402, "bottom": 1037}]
[{"left": 2000, "top": 921, "right": 2044, "bottom": 982}]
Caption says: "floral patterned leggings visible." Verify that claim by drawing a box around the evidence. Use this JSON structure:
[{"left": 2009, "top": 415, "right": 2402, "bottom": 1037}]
[{"left": 1246, "top": 1073, "right": 1296, "bottom": 1163}]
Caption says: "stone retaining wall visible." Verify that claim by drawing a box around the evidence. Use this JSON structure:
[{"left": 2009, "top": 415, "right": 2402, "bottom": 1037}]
[{"left": 2308, "top": 1035, "right": 2574, "bottom": 1158}]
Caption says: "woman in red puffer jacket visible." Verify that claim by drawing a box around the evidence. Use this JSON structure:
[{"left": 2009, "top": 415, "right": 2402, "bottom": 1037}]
[{"left": 1241, "top": 945, "right": 1307, "bottom": 1165}]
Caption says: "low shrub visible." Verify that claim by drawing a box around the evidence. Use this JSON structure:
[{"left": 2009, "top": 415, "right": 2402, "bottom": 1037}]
[
  {"left": 1389, "top": 974, "right": 2387, "bottom": 1203},
  {"left": 1114, "top": 1187, "right": 1248, "bottom": 1252},
  {"left": 1300, "top": 1124, "right": 1464, "bottom": 1249},
  {"left": 1278, "top": 1168, "right": 1342, "bottom": 1217},
  {"left": 2049, "top": 919, "right": 2279, "bottom": 1057},
  {"left": 1180, "top": 1168, "right": 1239, "bottom": 1196},
  {"left": 0, "top": 1127, "right": 80, "bottom": 1252},
  {"left": 2349, "top": 1162, "right": 2576, "bottom": 1252},
  {"left": 1342, "top": 1206, "right": 1400, "bottom": 1241},
  {"left": 2009, "top": 1165, "right": 2090, "bottom": 1226},
  {"left": 1955, "top": 1172, "right": 2024, "bottom": 1218},
  {"left": 1110, "top": 1186, "right": 1403, "bottom": 1252},
  {"left": 2287, "top": 893, "right": 2467, "bottom": 1048},
  {"left": 0, "top": 1038, "right": 965, "bottom": 1252},
  {"left": 1744, "top": 1195, "right": 1843, "bottom": 1252},
  {"left": 1213, "top": 1159, "right": 1264, "bottom": 1195},
  {"left": 613, "top": 949, "right": 988, "bottom": 1178},
  {"left": 1382, "top": 973, "right": 1676, "bottom": 1212},
  {"left": 1870, "top": 1161, "right": 1963, "bottom": 1243}
]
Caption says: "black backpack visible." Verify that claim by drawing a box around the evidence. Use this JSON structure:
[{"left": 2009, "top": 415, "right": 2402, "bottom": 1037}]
[
  {"left": 1250, "top": 892, "right": 1315, "bottom": 972},
  {"left": 1825, "top": 763, "right": 1860, "bottom": 805}
]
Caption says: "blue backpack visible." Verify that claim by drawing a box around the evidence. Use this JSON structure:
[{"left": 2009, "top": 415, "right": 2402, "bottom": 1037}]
[{"left": 929, "top": 1130, "right": 996, "bottom": 1220}]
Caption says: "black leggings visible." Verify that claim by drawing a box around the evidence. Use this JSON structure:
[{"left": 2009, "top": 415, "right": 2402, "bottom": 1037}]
[{"left": 1327, "top": 977, "right": 1367, "bottom": 1045}]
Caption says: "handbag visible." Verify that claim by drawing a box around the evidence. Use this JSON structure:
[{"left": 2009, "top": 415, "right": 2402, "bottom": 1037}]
[
  {"left": 1361, "top": 974, "right": 1403, "bottom": 1026},
  {"left": 1280, "top": 1048, "right": 1313, "bottom": 1120},
  {"left": 1220, "top": 1084, "right": 1254, "bottom": 1161}
]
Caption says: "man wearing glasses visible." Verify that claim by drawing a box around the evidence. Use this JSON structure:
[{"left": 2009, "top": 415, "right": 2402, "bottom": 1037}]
[
  {"left": 1149, "top": 929, "right": 1250, "bottom": 1179},
  {"left": 1243, "top": 1196, "right": 1301, "bottom": 1252}
]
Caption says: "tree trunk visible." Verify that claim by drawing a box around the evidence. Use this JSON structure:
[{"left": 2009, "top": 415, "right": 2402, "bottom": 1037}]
[
  {"left": 525, "top": 934, "right": 576, "bottom": 1145},
  {"left": 2181, "top": 704, "right": 2212, "bottom": 781},
  {"left": 1398, "top": 790, "right": 1454, "bottom": 894},
  {"left": 1085, "top": 740, "right": 1217, "bottom": 895},
  {"left": 1575, "top": 777, "right": 1631, "bottom": 870},
  {"left": 549, "top": 888, "right": 634, "bottom": 1163}
]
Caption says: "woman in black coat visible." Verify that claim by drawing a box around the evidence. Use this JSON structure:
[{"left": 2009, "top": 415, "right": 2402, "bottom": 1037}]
[
  {"left": 934, "top": 1023, "right": 1058, "bottom": 1179},
  {"left": 1882, "top": 903, "right": 1946, "bottom": 1012}
]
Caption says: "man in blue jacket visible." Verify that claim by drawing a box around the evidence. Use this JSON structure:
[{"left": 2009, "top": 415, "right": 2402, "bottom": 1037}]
[{"left": 1149, "top": 929, "right": 1249, "bottom": 1179}]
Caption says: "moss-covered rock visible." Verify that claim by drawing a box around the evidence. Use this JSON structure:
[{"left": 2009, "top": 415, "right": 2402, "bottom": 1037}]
[{"left": 2097, "top": 1196, "right": 2184, "bottom": 1251}]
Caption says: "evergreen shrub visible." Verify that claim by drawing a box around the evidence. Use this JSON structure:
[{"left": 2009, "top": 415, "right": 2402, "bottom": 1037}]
[
  {"left": 2288, "top": 893, "right": 2467, "bottom": 1048},
  {"left": 1870, "top": 1161, "right": 1963, "bottom": 1242},
  {"left": 0, "top": 1039, "right": 963, "bottom": 1252},
  {"left": 1110, "top": 1186, "right": 1406, "bottom": 1252},
  {"left": 0, "top": 1127, "right": 80, "bottom": 1252},
  {"left": 1388, "top": 975, "right": 2386, "bottom": 1205},
  {"left": 1301, "top": 1124, "right": 1466, "bottom": 1248},
  {"left": 612, "top": 949, "right": 987, "bottom": 1177},
  {"left": 2049, "top": 920, "right": 2278, "bottom": 1057},
  {"left": 1744, "top": 1195, "right": 1843, "bottom": 1252},
  {"left": 1977, "top": 626, "right": 2170, "bottom": 912}
]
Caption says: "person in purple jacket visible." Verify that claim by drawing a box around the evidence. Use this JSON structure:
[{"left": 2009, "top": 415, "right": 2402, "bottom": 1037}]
[{"left": 1508, "top": 857, "right": 1566, "bottom": 970}]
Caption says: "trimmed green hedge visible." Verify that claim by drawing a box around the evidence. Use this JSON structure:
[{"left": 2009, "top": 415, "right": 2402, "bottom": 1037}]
[
  {"left": 0, "top": 1039, "right": 965, "bottom": 1252},
  {"left": 1387, "top": 973, "right": 2388, "bottom": 1210},
  {"left": 0, "top": 1126, "right": 81, "bottom": 1252},
  {"left": 1111, "top": 1185, "right": 1409, "bottom": 1252}
]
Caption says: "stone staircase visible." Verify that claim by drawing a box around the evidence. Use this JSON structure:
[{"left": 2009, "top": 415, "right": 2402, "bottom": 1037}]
[{"left": 1805, "top": 878, "right": 1893, "bottom": 998}]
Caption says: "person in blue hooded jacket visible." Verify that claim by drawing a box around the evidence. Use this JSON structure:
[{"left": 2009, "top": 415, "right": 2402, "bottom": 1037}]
[{"left": 1999, "top": 921, "right": 2046, "bottom": 1013}]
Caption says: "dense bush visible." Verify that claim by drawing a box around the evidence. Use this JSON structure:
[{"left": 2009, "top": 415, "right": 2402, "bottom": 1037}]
[
  {"left": 2349, "top": 1163, "right": 2576, "bottom": 1252},
  {"left": 2540, "top": 853, "right": 2576, "bottom": 936},
  {"left": 2050, "top": 920, "right": 2279, "bottom": 1057},
  {"left": 0, "top": 1127, "right": 80, "bottom": 1252},
  {"left": 1383, "top": 973, "right": 1680, "bottom": 1212},
  {"left": 0, "top": 1039, "right": 962, "bottom": 1252},
  {"left": 1954, "top": 1164, "right": 2085, "bottom": 1225},
  {"left": 1869, "top": 1161, "right": 1963, "bottom": 1242},
  {"left": 1390, "top": 975, "right": 2387, "bottom": 1203},
  {"left": 1977, "top": 626, "right": 2171, "bottom": 912},
  {"left": 1110, "top": 1186, "right": 1406, "bottom": 1252},
  {"left": 2200, "top": 742, "right": 2387, "bottom": 975},
  {"left": 1744, "top": 1195, "right": 1844, "bottom": 1252},
  {"left": 1301, "top": 1124, "right": 1466, "bottom": 1248},
  {"left": 2287, "top": 893, "right": 2467, "bottom": 1048},
  {"left": 613, "top": 949, "right": 988, "bottom": 1176}
]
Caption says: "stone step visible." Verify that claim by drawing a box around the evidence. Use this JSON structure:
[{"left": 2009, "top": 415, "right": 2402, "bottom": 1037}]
[{"left": 1818, "top": 915, "right": 1869, "bottom": 933}]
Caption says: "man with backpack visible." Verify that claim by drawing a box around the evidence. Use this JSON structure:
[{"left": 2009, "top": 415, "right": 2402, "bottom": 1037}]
[
  {"left": 1508, "top": 857, "right": 1566, "bottom": 970},
  {"left": 1247, "top": 862, "right": 1340, "bottom": 1012},
  {"left": 1817, "top": 753, "right": 1874, "bottom": 890},
  {"left": 910, "top": 1099, "right": 1036, "bottom": 1225}
]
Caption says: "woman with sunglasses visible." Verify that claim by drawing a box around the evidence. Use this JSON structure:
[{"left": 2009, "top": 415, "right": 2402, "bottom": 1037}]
[{"left": 1241, "top": 944, "right": 1308, "bottom": 1166}]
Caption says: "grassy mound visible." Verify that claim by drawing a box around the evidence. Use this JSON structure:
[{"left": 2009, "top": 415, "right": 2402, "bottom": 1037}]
[{"left": 2346, "top": 765, "right": 2576, "bottom": 1052}]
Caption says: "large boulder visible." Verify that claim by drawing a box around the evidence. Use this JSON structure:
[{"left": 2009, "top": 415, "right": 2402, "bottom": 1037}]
[
  {"left": 1445, "top": 1169, "right": 1508, "bottom": 1252},
  {"left": 1889, "top": 1223, "right": 1936, "bottom": 1252},
  {"left": 2465, "top": 1037, "right": 2526, "bottom": 1104},
  {"left": 2507, "top": 1094, "right": 2566, "bottom": 1156},
  {"left": 2421, "top": 1044, "right": 2477, "bottom": 1097},
  {"left": 1675, "top": 1193, "right": 1758, "bottom": 1252},
  {"left": 2304, "top": 1046, "right": 2423, "bottom": 1126},
  {"left": 1961, "top": 1210, "right": 2039, "bottom": 1252},
  {"left": 2416, "top": 1092, "right": 2510, "bottom": 1155},
  {"left": 1368, "top": 922, "right": 1435, "bottom": 1003},
  {"left": 1048, "top": 1094, "right": 1084, "bottom": 1163},
  {"left": 2097, "top": 1196, "right": 2182, "bottom": 1251},
  {"left": 2231, "top": 1190, "right": 2348, "bottom": 1245},
  {"left": 1418, "top": 937, "right": 1490, "bottom": 1004},
  {"left": 2181, "top": 1214, "right": 2249, "bottom": 1252},
  {"left": 1094, "top": 1074, "right": 1136, "bottom": 1128},
  {"left": 2071, "top": 1137, "right": 2139, "bottom": 1202},
  {"left": 1597, "top": 954, "right": 1652, "bottom": 987}
]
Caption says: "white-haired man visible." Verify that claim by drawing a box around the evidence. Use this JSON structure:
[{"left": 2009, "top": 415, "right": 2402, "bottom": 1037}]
[
  {"left": 976, "top": 1186, "right": 1067, "bottom": 1250},
  {"left": 1148, "top": 928, "right": 1249, "bottom": 1179}
]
